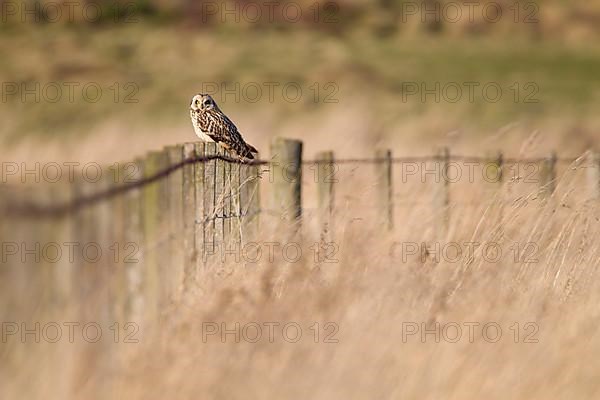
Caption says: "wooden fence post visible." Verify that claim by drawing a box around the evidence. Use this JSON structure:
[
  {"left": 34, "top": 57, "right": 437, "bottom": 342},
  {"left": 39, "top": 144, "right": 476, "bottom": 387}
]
[
  {"left": 539, "top": 152, "right": 557, "bottom": 201},
  {"left": 488, "top": 151, "right": 504, "bottom": 185},
  {"left": 203, "top": 143, "right": 218, "bottom": 265},
  {"left": 36, "top": 185, "right": 57, "bottom": 310},
  {"left": 1, "top": 188, "right": 35, "bottom": 309},
  {"left": 122, "top": 158, "right": 144, "bottom": 321},
  {"left": 141, "top": 151, "right": 170, "bottom": 315},
  {"left": 108, "top": 164, "right": 126, "bottom": 322},
  {"left": 230, "top": 158, "right": 242, "bottom": 246},
  {"left": 316, "top": 151, "right": 335, "bottom": 237},
  {"left": 96, "top": 171, "right": 117, "bottom": 322},
  {"left": 375, "top": 149, "right": 393, "bottom": 231},
  {"left": 486, "top": 151, "right": 504, "bottom": 235},
  {"left": 271, "top": 137, "right": 303, "bottom": 228},
  {"left": 240, "top": 155, "right": 260, "bottom": 241},
  {"left": 214, "top": 144, "right": 226, "bottom": 250},
  {"left": 70, "top": 176, "right": 110, "bottom": 398},
  {"left": 166, "top": 145, "right": 185, "bottom": 297},
  {"left": 93, "top": 169, "right": 119, "bottom": 398},
  {"left": 587, "top": 151, "right": 600, "bottom": 200},
  {"left": 483, "top": 152, "right": 504, "bottom": 228},
  {"left": 194, "top": 142, "right": 207, "bottom": 273},
  {"left": 484, "top": 151, "right": 504, "bottom": 202},
  {"left": 223, "top": 148, "right": 232, "bottom": 244},
  {"left": 182, "top": 143, "right": 196, "bottom": 291},
  {"left": 52, "top": 182, "right": 75, "bottom": 308},
  {"left": 434, "top": 147, "right": 450, "bottom": 233},
  {"left": 71, "top": 176, "right": 102, "bottom": 317}
]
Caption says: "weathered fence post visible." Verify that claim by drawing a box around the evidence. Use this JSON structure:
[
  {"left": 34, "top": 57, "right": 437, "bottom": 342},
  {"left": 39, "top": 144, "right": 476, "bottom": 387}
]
[
  {"left": 316, "top": 151, "right": 335, "bottom": 237},
  {"left": 484, "top": 150, "right": 504, "bottom": 204},
  {"left": 486, "top": 151, "right": 504, "bottom": 235},
  {"left": 141, "top": 151, "right": 170, "bottom": 315},
  {"left": 539, "top": 152, "right": 557, "bottom": 201},
  {"left": 271, "top": 138, "right": 303, "bottom": 228},
  {"left": 203, "top": 143, "right": 218, "bottom": 265},
  {"left": 71, "top": 176, "right": 102, "bottom": 316},
  {"left": 181, "top": 143, "right": 196, "bottom": 291},
  {"left": 214, "top": 144, "right": 226, "bottom": 250},
  {"left": 108, "top": 167, "right": 123, "bottom": 322},
  {"left": 223, "top": 148, "right": 232, "bottom": 244},
  {"left": 230, "top": 159, "right": 242, "bottom": 246},
  {"left": 375, "top": 149, "right": 393, "bottom": 231},
  {"left": 194, "top": 142, "right": 207, "bottom": 273},
  {"left": 122, "top": 158, "right": 144, "bottom": 321},
  {"left": 52, "top": 182, "right": 75, "bottom": 308},
  {"left": 166, "top": 145, "right": 185, "bottom": 297},
  {"left": 37, "top": 186, "right": 58, "bottom": 309},
  {"left": 487, "top": 151, "right": 504, "bottom": 186},
  {"left": 93, "top": 169, "right": 120, "bottom": 399},
  {"left": 434, "top": 147, "right": 450, "bottom": 234},
  {"left": 1, "top": 188, "right": 35, "bottom": 310},
  {"left": 71, "top": 176, "right": 109, "bottom": 399},
  {"left": 214, "top": 146, "right": 229, "bottom": 248},
  {"left": 96, "top": 171, "right": 117, "bottom": 322},
  {"left": 240, "top": 155, "right": 260, "bottom": 241},
  {"left": 587, "top": 150, "right": 600, "bottom": 200},
  {"left": 44, "top": 183, "right": 76, "bottom": 400}
]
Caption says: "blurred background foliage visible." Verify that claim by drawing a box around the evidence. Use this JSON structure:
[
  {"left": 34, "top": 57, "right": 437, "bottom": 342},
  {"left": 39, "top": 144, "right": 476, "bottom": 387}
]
[
  {"left": 0, "top": 0, "right": 599, "bottom": 158},
  {"left": 2, "top": 0, "right": 600, "bottom": 39}
]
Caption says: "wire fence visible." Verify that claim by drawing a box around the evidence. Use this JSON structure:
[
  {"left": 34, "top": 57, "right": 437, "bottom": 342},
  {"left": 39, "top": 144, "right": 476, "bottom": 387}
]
[
  {"left": 0, "top": 143, "right": 588, "bottom": 219},
  {"left": 1, "top": 137, "right": 599, "bottom": 327},
  {"left": 304, "top": 155, "right": 579, "bottom": 164},
  {"left": 2, "top": 152, "right": 267, "bottom": 217}
]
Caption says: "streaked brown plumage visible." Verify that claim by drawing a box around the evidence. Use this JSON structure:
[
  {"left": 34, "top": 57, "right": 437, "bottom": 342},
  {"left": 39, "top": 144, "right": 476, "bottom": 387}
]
[{"left": 189, "top": 93, "right": 258, "bottom": 160}]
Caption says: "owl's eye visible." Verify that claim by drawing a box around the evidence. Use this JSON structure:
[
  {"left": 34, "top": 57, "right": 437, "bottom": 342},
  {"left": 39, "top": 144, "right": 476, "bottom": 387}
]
[
  {"left": 195, "top": 99, "right": 200, "bottom": 106},
  {"left": 204, "top": 100, "right": 211, "bottom": 106}
]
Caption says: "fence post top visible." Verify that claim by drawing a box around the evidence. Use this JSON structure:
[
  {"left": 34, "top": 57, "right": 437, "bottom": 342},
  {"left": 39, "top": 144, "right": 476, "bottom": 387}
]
[
  {"left": 375, "top": 149, "right": 392, "bottom": 157},
  {"left": 182, "top": 143, "right": 196, "bottom": 157},
  {"left": 165, "top": 144, "right": 184, "bottom": 152},
  {"left": 271, "top": 137, "right": 303, "bottom": 146},
  {"left": 315, "top": 150, "right": 334, "bottom": 160}
]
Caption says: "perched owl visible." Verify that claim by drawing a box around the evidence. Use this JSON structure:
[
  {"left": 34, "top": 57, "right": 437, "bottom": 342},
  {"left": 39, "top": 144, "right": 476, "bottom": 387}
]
[{"left": 190, "top": 94, "right": 258, "bottom": 160}]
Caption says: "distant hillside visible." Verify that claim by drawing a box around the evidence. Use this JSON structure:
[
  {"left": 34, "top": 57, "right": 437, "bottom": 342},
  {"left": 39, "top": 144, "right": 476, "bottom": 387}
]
[{"left": 1, "top": 0, "right": 600, "bottom": 41}]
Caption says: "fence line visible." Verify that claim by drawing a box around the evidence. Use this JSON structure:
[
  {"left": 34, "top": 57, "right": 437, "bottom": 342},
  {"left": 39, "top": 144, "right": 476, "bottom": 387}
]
[
  {"left": 303, "top": 155, "right": 582, "bottom": 165},
  {"left": 1, "top": 153, "right": 267, "bottom": 218},
  {"left": 1, "top": 150, "right": 587, "bottom": 219},
  {"left": 1, "top": 138, "right": 598, "bottom": 323}
]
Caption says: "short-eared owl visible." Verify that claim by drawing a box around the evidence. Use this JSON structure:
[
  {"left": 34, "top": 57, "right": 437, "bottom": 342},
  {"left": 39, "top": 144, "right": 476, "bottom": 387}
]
[{"left": 190, "top": 94, "right": 258, "bottom": 160}]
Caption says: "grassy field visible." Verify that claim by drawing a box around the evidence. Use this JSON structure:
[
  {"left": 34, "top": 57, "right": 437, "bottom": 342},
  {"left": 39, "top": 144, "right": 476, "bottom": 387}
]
[
  {"left": 3, "top": 4, "right": 600, "bottom": 398},
  {"left": 3, "top": 163, "right": 600, "bottom": 399},
  {"left": 1, "top": 24, "right": 600, "bottom": 163}
]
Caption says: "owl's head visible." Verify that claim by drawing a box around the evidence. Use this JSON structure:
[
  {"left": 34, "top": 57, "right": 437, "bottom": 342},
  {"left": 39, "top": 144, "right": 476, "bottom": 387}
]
[{"left": 190, "top": 94, "right": 217, "bottom": 112}]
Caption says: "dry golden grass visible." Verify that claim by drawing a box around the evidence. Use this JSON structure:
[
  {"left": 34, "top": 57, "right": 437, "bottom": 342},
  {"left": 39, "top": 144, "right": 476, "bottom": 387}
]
[
  {"left": 3, "top": 6, "right": 600, "bottom": 398},
  {"left": 2, "top": 146, "right": 600, "bottom": 400}
]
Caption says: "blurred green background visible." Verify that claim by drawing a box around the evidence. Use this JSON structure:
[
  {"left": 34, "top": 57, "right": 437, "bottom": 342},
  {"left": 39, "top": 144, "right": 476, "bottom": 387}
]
[{"left": 1, "top": 0, "right": 599, "bottom": 159}]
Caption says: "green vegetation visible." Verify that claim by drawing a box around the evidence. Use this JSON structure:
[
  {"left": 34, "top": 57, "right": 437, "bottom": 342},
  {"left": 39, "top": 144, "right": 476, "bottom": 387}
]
[{"left": 1, "top": 6, "right": 600, "bottom": 142}]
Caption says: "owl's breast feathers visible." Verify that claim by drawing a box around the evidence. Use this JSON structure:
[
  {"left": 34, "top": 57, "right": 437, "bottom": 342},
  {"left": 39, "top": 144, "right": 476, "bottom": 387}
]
[
  {"left": 198, "top": 110, "right": 258, "bottom": 159},
  {"left": 200, "top": 110, "right": 239, "bottom": 143}
]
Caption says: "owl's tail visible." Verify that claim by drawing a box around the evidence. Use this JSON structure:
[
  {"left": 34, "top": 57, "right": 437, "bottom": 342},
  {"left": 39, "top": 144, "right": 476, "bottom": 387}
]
[{"left": 244, "top": 143, "right": 259, "bottom": 160}]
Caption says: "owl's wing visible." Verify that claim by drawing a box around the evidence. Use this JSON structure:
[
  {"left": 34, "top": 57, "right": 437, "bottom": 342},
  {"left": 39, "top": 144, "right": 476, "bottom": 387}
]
[
  {"left": 204, "top": 112, "right": 249, "bottom": 147},
  {"left": 198, "top": 110, "right": 257, "bottom": 159}
]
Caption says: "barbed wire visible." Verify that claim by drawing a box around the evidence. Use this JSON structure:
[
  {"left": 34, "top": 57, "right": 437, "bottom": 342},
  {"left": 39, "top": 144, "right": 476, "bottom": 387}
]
[
  {"left": 2, "top": 153, "right": 266, "bottom": 218},
  {"left": 304, "top": 155, "right": 580, "bottom": 164},
  {"left": 1, "top": 151, "right": 587, "bottom": 218}
]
